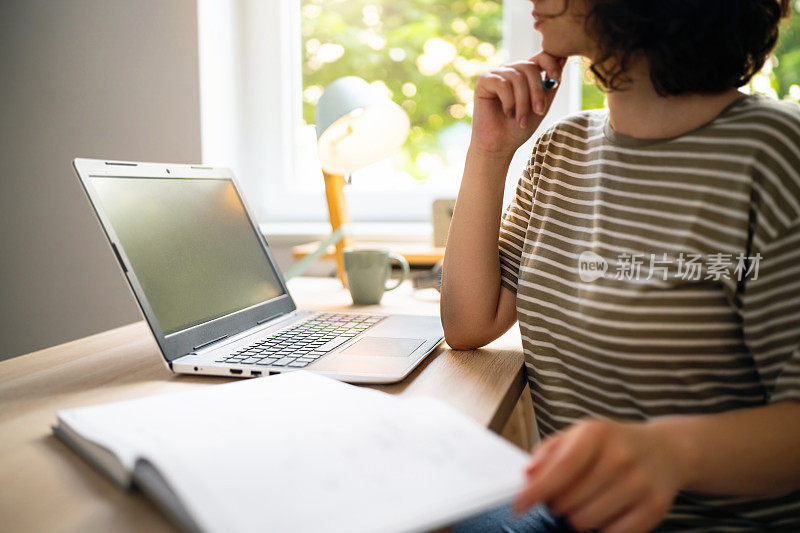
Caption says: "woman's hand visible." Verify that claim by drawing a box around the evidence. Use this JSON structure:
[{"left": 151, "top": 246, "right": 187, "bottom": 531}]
[
  {"left": 470, "top": 52, "right": 567, "bottom": 157},
  {"left": 514, "top": 419, "right": 692, "bottom": 533}
]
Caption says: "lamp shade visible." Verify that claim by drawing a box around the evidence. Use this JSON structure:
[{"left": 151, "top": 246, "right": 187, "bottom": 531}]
[{"left": 315, "top": 76, "right": 410, "bottom": 175}]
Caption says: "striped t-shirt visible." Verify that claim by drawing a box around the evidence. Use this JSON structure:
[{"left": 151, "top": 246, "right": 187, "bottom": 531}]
[{"left": 498, "top": 94, "right": 800, "bottom": 530}]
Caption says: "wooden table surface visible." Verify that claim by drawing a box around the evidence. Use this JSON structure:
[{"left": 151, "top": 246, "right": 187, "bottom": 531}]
[{"left": 0, "top": 277, "right": 524, "bottom": 532}]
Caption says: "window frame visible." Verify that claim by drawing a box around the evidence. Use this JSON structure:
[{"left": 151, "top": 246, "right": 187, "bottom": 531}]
[{"left": 198, "top": 0, "right": 582, "bottom": 225}]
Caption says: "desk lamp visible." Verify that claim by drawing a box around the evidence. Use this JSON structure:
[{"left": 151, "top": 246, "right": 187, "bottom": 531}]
[{"left": 313, "top": 76, "right": 410, "bottom": 285}]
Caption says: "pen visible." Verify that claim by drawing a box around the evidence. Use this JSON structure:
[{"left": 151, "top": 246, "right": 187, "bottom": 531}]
[{"left": 542, "top": 78, "right": 558, "bottom": 90}]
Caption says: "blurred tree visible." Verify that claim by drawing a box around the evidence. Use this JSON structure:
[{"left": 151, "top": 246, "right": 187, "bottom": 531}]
[
  {"left": 581, "top": 64, "right": 606, "bottom": 110},
  {"left": 761, "top": 1, "right": 800, "bottom": 102},
  {"left": 301, "top": 0, "right": 503, "bottom": 179}
]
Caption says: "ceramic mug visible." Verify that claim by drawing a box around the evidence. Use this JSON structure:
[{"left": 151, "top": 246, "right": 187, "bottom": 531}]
[{"left": 343, "top": 249, "right": 410, "bottom": 305}]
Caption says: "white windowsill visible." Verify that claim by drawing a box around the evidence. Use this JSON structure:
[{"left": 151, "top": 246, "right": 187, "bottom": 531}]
[{"left": 260, "top": 221, "right": 434, "bottom": 244}]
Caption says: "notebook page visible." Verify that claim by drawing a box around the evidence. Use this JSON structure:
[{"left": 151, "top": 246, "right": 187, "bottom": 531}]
[{"left": 57, "top": 372, "right": 529, "bottom": 533}]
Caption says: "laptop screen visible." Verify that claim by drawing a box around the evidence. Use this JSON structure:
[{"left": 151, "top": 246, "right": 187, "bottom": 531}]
[{"left": 90, "top": 176, "right": 286, "bottom": 335}]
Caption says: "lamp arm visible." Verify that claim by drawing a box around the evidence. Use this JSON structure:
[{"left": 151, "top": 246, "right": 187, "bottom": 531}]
[{"left": 284, "top": 224, "right": 353, "bottom": 281}]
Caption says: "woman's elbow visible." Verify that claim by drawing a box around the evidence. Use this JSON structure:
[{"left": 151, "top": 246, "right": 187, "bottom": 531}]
[
  {"left": 440, "top": 296, "right": 496, "bottom": 349},
  {"left": 444, "top": 335, "right": 485, "bottom": 351},
  {"left": 442, "top": 324, "right": 491, "bottom": 351}
]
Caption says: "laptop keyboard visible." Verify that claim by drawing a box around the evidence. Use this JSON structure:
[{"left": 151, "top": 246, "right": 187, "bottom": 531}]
[{"left": 215, "top": 312, "right": 386, "bottom": 369}]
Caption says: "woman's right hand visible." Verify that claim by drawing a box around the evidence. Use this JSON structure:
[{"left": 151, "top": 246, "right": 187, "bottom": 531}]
[{"left": 470, "top": 52, "right": 567, "bottom": 158}]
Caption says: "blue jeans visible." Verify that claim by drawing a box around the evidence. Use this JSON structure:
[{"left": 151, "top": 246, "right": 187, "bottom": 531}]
[{"left": 453, "top": 504, "right": 577, "bottom": 533}]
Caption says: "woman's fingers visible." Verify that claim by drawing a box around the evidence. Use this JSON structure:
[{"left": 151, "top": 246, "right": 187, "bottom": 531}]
[
  {"left": 548, "top": 440, "right": 636, "bottom": 515},
  {"left": 505, "top": 53, "right": 565, "bottom": 117},
  {"left": 567, "top": 470, "right": 649, "bottom": 531},
  {"left": 512, "top": 62, "right": 547, "bottom": 115},
  {"left": 478, "top": 73, "right": 516, "bottom": 117},
  {"left": 525, "top": 435, "right": 562, "bottom": 476},
  {"left": 514, "top": 425, "right": 602, "bottom": 513},
  {"left": 473, "top": 52, "right": 567, "bottom": 133},
  {"left": 530, "top": 52, "right": 563, "bottom": 80},
  {"left": 515, "top": 420, "right": 678, "bottom": 533},
  {"left": 494, "top": 67, "right": 532, "bottom": 126}
]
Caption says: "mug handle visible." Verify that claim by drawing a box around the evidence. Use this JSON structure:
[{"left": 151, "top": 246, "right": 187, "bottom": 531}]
[{"left": 384, "top": 252, "right": 410, "bottom": 292}]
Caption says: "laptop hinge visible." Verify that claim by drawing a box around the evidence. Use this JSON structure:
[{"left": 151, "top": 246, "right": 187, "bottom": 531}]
[
  {"left": 257, "top": 312, "right": 282, "bottom": 325},
  {"left": 193, "top": 334, "right": 229, "bottom": 351}
]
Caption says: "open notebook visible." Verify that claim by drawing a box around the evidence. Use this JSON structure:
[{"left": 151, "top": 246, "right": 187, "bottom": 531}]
[{"left": 53, "top": 372, "right": 529, "bottom": 533}]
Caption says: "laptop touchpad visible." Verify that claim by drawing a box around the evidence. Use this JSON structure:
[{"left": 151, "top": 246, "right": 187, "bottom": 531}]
[{"left": 340, "top": 337, "right": 425, "bottom": 357}]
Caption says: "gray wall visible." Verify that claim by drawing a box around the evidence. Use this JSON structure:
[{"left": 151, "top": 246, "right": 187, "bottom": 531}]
[{"left": 0, "top": 0, "right": 202, "bottom": 360}]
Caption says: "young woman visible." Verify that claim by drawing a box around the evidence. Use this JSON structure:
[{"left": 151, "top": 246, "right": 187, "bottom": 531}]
[{"left": 441, "top": 0, "right": 800, "bottom": 531}]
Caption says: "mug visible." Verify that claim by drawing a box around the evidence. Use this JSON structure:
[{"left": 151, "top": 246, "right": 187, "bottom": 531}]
[{"left": 343, "top": 249, "right": 410, "bottom": 305}]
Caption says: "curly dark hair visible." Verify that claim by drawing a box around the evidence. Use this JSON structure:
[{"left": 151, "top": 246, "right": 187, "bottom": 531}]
[{"left": 580, "top": 0, "right": 792, "bottom": 95}]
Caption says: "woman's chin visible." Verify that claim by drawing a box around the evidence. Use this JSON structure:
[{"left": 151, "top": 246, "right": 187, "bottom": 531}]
[
  {"left": 541, "top": 43, "right": 568, "bottom": 58},
  {"left": 540, "top": 38, "right": 580, "bottom": 60}
]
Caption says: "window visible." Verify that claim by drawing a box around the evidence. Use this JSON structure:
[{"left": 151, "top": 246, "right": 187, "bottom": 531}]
[
  {"left": 197, "top": 0, "right": 581, "bottom": 225},
  {"left": 300, "top": 0, "right": 503, "bottom": 183}
]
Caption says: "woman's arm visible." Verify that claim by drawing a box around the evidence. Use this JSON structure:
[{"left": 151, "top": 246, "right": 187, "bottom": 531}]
[
  {"left": 514, "top": 401, "right": 800, "bottom": 533},
  {"left": 658, "top": 400, "right": 800, "bottom": 496},
  {"left": 441, "top": 53, "right": 565, "bottom": 349},
  {"left": 440, "top": 150, "right": 518, "bottom": 349}
]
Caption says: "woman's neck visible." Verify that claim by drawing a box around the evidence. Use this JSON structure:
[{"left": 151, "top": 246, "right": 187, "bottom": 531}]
[{"left": 604, "top": 57, "right": 743, "bottom": 140}]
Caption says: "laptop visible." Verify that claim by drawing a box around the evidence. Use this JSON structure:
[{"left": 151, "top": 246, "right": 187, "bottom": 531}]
[{"left": 73, "top": 158, "right": 444, "bottom": 384}]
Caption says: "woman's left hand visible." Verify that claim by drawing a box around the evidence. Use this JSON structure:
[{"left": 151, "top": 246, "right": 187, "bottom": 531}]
[{"left": 514, "top": 419, "right": 690, "bottom": 533}]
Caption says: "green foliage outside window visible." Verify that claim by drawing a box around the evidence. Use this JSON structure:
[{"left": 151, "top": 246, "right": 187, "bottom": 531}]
[
  {"left": 759, "top": 1, "right": 800, "bottom": 102},
  {"left": 301, "top": 0, "right": 503, "bottom": 179}
]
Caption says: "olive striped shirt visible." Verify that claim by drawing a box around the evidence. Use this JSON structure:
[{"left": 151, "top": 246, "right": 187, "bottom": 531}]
[{"left": 498, "top": 94, "right": 800, "bottom": 530}]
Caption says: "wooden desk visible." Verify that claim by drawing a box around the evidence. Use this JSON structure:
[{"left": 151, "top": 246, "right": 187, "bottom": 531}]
[{"left": 0, "top": 277, "right": 525, "bottom": 532}]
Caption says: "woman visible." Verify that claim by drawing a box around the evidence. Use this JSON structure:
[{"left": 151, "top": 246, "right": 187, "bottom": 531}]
[{"left": 442, "top": 0, "right": 800, "bottom": 531}]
